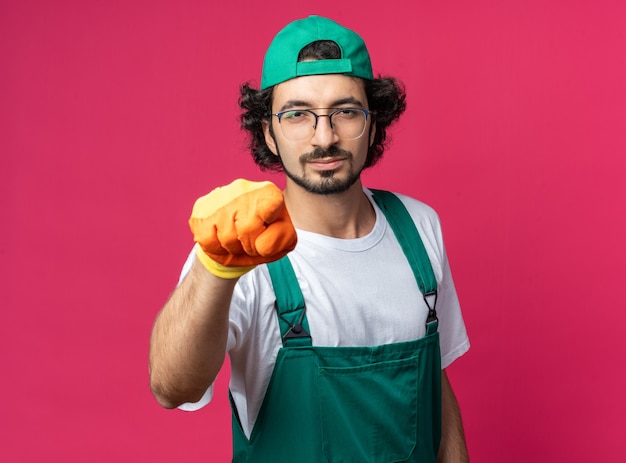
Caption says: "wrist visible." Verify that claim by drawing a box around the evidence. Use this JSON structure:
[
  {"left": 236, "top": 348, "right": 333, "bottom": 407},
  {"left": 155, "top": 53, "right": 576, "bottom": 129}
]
[{"left": 194, "top": 244, "right": 256, "bottom": 279}]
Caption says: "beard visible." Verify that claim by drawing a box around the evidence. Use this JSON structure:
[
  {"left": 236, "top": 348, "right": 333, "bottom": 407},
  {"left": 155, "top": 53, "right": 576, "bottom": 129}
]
[{"left": 278, "top": 145, "right": 363, "bottom": 195}]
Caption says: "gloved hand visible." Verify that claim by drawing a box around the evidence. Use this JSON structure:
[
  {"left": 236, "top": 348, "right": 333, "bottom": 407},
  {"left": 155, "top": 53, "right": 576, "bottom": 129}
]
[{"left": 189, "top": 179, "right": 297, "bottom": 279}]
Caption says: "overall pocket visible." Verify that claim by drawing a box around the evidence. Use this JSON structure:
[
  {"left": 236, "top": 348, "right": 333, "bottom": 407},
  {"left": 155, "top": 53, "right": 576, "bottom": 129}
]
[{"left": 318, "top": 354, "right": 420, "bottom": 463}]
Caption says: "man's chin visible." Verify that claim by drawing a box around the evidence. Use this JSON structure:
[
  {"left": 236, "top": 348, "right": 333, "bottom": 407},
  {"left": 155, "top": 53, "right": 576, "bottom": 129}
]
[{"left": 291, "top": 173, "right": 360, "bottom": 195}]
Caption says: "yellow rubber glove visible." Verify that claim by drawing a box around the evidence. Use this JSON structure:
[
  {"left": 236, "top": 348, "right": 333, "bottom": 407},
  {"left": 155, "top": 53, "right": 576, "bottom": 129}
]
[{"left": 189, "top": 179, "right": 297, "bottom": 279}]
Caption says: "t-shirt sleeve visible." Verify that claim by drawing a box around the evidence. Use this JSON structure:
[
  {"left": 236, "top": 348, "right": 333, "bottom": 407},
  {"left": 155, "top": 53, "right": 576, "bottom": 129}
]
[{"left": 437, "top": 244, "right": 470, "bottom": 368}]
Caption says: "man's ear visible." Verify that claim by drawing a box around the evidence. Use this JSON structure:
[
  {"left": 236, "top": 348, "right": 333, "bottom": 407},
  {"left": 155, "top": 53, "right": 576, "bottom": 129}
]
[{"left": 263, "top": 119, "right": 278, "bottom": 155}]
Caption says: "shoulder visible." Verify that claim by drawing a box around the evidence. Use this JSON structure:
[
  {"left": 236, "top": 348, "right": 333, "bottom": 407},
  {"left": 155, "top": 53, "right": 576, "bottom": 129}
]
[
  {"left": 365, "top": 188, "right": 442, "bottom": 230},
  {"left": 366, "top": 187, "right": 446, "bottom": 266}
]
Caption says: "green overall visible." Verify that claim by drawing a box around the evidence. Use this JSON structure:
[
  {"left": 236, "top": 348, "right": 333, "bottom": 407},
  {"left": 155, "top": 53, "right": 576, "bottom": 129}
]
[{"left": 231, "top": 190, "right": 442, "bottom": 462}]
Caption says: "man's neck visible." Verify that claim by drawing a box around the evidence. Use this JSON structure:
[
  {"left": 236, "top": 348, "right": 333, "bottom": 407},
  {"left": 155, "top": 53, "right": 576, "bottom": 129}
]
[{"left": 283, "top": 180, "right": 376, "bottom": 239}]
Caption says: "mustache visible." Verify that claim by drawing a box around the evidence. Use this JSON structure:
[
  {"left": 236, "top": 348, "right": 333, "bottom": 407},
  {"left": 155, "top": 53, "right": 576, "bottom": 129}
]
[{"left": 300, "top": 146, "right": 353, "bottom": 162}]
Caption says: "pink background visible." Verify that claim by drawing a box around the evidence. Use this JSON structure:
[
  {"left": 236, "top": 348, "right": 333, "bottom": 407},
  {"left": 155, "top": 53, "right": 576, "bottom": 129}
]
[{"left": 2, "top": 1, "right": 625, "bottom": 461}]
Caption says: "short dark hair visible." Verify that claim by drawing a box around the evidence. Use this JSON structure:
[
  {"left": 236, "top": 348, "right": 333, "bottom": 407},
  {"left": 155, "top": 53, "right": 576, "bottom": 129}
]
[{"left": 239, "top": 41, "right": 407, "bottom": 171}]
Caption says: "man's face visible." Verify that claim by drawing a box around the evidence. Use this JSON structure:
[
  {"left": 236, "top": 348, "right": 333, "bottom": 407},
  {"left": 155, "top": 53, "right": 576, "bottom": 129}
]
[{"left": 264, "top": 74, "right": 375, "bottom": 195}]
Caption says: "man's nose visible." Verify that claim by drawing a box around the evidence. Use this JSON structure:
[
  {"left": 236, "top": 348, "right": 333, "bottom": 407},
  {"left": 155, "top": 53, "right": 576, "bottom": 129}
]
[{"left": 310, "top": 115, "right": 339, "bottom": 148}]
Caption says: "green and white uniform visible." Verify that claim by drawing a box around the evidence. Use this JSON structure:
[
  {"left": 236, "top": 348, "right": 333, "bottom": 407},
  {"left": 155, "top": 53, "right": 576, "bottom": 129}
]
[{"left": 179, "top": 188, "right": 469, "bottom": 461}]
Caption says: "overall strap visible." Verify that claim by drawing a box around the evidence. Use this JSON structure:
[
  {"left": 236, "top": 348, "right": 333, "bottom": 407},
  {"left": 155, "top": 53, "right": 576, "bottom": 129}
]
[
  {"left": 370, "top": 189, "right": 439, "bottom": 335},
  {"left": 267, "top": 257, "right": 312, "bottom": 347}
]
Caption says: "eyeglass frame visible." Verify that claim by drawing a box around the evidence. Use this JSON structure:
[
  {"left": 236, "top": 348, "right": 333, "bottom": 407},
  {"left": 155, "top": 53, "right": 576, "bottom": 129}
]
[{"left": 270, "top": 107, "right": 375, "bottom": 140}]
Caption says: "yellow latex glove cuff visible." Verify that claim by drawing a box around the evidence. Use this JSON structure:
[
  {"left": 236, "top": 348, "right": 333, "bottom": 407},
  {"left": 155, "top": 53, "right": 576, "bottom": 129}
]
[
  {"left": 189, "top": 179, "right": 297, "bottom": 278},
  {"left": 194, "top": 244, "right": 256, "bottom": 279}
]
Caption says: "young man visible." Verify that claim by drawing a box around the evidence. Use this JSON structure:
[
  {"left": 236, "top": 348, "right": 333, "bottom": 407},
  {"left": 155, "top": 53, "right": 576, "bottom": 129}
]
[{"left": 150, "top": 15, "right": 470, "bottom": 462}]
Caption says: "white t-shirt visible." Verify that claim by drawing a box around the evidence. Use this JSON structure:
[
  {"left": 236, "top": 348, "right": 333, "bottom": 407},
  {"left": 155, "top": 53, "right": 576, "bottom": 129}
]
[{"left": 179, "top": 189, "right": 470, "bottom": 438}]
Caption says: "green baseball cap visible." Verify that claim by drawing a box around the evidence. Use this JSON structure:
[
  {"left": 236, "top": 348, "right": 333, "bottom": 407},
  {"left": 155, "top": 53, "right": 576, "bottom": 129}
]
[{"left": 260, "top": 15, "right": 373, "bottom": 90}]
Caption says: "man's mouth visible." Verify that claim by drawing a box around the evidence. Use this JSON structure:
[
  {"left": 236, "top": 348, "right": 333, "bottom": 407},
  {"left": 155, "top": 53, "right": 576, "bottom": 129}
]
[{"left": 308, "top": 157, "right": 345, "bottom": 171}]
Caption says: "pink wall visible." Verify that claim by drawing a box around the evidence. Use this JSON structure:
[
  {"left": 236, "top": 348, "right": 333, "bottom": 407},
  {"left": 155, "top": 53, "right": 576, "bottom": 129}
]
[{"left": 2, "top": 1, "right": 625, "bottom": 461}]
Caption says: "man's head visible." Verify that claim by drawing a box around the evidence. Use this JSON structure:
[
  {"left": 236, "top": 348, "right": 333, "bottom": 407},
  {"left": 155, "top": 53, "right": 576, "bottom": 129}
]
[{"left": 240, "top": 16, "right": 406, "bottom": 174}]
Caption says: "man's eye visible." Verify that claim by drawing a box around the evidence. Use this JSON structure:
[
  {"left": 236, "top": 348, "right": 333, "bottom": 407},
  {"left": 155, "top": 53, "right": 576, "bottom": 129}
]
[
  {"left": 334, "top": 109, "right": 359, "bottom": 118},
  {"left": 283, "top": 111, "right": 308, "bottom": 119}
]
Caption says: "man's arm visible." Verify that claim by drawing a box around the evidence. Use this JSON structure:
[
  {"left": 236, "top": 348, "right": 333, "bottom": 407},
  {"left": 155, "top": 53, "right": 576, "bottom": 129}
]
[
  {"left": 149, "top": 259, "right": 237, "bottom": 409},
  {"left": 149, "top": 179, "right": 297, "bottom": 409},
  {"left": 438, "top": 369, "right": 469, "bottom": 463}
]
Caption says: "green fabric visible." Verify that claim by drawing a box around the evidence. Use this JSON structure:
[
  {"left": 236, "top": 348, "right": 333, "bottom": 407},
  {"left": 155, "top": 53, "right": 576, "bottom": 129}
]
[
  {"left": 232, "top": 190, "right": 442, "bottom": 462},
  {"left": 232, "top": 337, "right": 442, "bottom": 462},
  {"left": 266, "top": 256, "right": 312, "bottom": 347},
  {"left": 261, "top": 15, "right": 373, "bottom": 90}
]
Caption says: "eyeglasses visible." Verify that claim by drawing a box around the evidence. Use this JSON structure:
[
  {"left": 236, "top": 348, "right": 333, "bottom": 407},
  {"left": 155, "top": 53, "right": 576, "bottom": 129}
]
[{"left": 271, "top": 108, "right": 374, "bottom": 141}]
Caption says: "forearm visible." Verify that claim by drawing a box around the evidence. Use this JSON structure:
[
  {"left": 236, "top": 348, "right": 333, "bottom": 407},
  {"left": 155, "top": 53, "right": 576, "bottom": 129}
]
[
  {"left": 437, "top": 370, "right": 469, "bottom": 463},
  {"left": 149, "top": 259, "right": 237, "bottom": 408}
]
